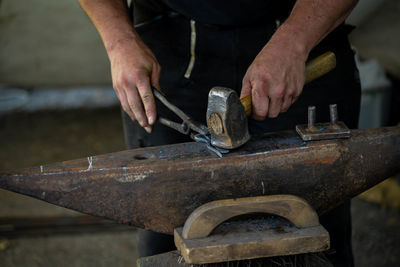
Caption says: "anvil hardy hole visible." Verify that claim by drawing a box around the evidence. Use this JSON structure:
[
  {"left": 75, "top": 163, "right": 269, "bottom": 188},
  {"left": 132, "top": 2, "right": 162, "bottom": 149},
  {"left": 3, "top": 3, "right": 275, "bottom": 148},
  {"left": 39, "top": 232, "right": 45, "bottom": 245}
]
[{"left": 133, "top": 154, "right": 150, "bottom": 160}]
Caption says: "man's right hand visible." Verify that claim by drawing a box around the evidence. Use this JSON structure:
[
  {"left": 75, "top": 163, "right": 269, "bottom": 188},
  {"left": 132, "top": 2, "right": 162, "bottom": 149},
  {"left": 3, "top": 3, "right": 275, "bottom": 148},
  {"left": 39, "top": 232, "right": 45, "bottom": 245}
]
[
  {"left": 78, "top": 0, "right": 162, "bottom": 133},
  {"left": 109, "top": 37, "right": 161, "bottom": 133}
]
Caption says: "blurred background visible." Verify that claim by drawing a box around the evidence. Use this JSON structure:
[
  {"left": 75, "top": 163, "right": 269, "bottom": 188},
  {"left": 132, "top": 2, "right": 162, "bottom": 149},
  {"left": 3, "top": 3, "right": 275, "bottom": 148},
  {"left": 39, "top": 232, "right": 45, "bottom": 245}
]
[{"left": 0, "top": 0, "right": 399, "bottom": 266}]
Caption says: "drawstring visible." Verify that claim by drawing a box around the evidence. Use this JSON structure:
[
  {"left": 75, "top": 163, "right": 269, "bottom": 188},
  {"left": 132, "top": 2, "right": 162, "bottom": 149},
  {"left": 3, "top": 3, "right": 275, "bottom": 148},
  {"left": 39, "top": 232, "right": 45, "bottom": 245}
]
[
  {"left": 184, "top": 20, "right": 196, "bottom": 79},
  {"left": 275, "top": 19, "right": 281, "bottom": 29}
]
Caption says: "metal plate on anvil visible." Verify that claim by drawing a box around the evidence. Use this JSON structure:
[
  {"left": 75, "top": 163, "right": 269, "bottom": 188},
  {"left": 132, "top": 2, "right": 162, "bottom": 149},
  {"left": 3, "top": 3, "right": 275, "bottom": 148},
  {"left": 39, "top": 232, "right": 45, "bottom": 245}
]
[{"left": 296, "top": 121, "right": 350, "bottom": 141}]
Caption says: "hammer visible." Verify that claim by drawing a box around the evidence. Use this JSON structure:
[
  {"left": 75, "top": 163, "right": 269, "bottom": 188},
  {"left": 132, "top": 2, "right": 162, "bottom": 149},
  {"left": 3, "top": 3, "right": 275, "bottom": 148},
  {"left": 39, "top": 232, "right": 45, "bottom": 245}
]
[{"left": 206, "top": 52, "right": 337, "bottom": 149}]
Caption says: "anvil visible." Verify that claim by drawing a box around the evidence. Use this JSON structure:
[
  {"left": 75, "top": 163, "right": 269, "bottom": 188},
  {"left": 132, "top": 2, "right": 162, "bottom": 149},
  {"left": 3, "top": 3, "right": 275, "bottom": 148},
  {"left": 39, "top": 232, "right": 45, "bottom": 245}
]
[{"left": 0, "top": 126, "right": 399, "bottom": 234}]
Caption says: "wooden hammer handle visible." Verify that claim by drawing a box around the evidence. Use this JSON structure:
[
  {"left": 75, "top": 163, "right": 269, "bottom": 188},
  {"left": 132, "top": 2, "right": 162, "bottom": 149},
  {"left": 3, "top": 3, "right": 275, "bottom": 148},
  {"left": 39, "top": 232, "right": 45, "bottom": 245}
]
[{"left": 241, "top": 51, "right": 336, "bottom": 117}]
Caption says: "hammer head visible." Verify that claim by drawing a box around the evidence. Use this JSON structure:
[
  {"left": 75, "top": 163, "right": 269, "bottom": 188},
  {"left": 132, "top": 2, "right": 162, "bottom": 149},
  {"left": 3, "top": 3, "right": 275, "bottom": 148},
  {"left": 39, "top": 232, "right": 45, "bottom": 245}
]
[{"left": 207, "top": 87, "right": 250, "bottom": 149}]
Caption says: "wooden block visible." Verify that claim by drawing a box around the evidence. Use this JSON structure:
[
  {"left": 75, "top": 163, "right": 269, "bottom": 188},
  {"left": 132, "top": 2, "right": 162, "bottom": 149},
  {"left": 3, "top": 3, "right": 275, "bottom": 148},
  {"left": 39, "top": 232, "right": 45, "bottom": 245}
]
[
  {"left": 175, "top": 216, "right": 330, "bottom": 265},
  {"left": 181, "top": 195, "right": 320, "bottom": 239},
  {"left": 174, "top": 195, "right": 330, "bottom": 264}
]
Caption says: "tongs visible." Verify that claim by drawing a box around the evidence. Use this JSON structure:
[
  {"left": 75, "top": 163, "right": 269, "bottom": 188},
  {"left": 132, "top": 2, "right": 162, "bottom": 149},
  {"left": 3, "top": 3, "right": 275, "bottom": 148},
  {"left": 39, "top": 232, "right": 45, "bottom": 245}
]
[{"left": 153, "top": 88, "right": 229, "bottom": 157}]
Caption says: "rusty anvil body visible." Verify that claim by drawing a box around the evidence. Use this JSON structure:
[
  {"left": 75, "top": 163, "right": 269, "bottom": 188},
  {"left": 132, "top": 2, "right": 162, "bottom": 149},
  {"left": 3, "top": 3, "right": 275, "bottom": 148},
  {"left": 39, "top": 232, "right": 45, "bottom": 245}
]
[{"left": 0, "top": 126, "right": 399, "bottom": 234}]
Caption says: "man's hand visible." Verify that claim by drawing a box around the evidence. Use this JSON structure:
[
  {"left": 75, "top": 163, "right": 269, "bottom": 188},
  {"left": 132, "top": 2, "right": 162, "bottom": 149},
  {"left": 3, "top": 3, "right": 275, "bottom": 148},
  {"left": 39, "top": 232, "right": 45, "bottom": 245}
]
[
  {"left": 109, "top": 38, "right": 161, "bottom": 133},
  {"left": 240, "top": 41, "right": 306, "bottom": 120},
  {"left": 78, "top": 0, "right": 162, "bottom": 133},
  {"left": 240, "top": 0, "right": 358, "bottom": 120}
]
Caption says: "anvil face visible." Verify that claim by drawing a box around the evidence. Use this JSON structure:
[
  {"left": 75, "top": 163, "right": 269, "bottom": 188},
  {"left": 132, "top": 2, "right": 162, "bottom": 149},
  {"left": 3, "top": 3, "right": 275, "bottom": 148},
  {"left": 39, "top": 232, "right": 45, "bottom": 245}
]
[{"left": 0, "top": 127, "right": 399, "bottom": 234}]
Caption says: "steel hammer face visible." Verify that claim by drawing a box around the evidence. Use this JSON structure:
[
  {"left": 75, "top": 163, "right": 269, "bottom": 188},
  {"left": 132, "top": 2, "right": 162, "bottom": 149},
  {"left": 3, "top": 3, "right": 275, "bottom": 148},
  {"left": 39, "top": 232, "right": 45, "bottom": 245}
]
[{"left": 207, "top": 87, "right": 250, "bottom": 149}]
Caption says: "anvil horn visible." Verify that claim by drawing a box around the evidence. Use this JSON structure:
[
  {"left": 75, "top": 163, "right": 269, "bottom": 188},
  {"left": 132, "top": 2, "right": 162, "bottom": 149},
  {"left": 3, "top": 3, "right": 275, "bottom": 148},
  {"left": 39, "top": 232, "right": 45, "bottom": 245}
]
[{"left": 1, "top": 126, "right": 399, "bottom": 234}]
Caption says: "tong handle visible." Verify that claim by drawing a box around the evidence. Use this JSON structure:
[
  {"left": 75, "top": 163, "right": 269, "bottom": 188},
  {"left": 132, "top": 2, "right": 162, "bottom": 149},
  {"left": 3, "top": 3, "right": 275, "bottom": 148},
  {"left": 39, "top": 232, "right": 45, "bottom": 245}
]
[
  {"left": 158, "top": 117, "right": 189, "bottom": 135},
  {"left": 153, "top": 88, "right": 191, "bottom": 122},
  {"left": 153, "top": 88, "right": 209, "bottom": 135}
]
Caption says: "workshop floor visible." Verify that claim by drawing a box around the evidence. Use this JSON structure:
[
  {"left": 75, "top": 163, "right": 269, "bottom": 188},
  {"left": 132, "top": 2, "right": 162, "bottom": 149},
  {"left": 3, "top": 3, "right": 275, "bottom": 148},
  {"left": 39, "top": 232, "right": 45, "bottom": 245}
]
[{"left": 0, "top": 108, "right": 399, "bottom": 267}]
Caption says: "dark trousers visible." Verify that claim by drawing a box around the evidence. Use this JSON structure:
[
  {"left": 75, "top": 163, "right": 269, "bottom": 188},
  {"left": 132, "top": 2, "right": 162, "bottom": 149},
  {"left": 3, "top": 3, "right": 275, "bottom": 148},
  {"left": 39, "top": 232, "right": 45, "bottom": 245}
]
[{"left": 122, "top": 16, "right": 361, "bottom": 267}]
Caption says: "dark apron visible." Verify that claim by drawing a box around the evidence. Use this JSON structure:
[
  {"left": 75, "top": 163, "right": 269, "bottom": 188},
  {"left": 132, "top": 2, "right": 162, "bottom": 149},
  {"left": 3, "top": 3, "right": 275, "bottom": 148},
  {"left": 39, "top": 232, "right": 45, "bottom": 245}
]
[{"left": 122, "top": 14, "right": 360, "bottom": 267}]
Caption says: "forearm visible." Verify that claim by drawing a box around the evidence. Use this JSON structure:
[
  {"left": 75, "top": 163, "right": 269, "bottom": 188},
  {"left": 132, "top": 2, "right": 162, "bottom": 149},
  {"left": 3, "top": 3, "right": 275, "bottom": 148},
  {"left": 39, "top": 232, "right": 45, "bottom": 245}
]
[
  {"left": 269, "top": 0, "right": 358, "bottom": 59},
  {"left": 78, "top": 0, "right": 140, "bottom": 55},
  {"left": 242, "top": 0, "right": 358, "bottom": 119},
  {"left": 78, "top": 0, "right": 161, "bottom": 131}
]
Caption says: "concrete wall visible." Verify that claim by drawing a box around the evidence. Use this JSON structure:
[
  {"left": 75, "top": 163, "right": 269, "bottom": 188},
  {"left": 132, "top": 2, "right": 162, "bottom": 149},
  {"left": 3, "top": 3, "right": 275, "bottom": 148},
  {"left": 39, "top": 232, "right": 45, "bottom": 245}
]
[
  {"left": 0, "top": 0, "right": 111, "bottom": 87},
  {"left": 349, "top": 0, "right": 400, "bottom": 77}
]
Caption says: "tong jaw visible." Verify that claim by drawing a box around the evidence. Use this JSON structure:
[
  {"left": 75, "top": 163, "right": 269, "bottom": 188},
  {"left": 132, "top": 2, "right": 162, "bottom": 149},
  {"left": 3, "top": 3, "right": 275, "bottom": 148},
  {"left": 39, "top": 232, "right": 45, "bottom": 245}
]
[{"left": 153, "top": 89, "right": 228, "bottom": 157}]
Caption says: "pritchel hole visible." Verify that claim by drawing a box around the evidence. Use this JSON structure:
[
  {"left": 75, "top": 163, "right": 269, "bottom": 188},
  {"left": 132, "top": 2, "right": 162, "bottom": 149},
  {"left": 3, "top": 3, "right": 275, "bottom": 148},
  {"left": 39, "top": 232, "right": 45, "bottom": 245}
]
[{"left": 133, "top": 154, "right": 150, "bottom": 160}]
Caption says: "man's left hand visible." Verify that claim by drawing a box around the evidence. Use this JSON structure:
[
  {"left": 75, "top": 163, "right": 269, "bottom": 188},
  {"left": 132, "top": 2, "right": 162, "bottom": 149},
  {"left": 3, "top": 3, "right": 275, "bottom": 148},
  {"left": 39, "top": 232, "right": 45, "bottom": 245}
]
[{"left": 240, "top": 40, "right": 307, "bottom": 120}]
